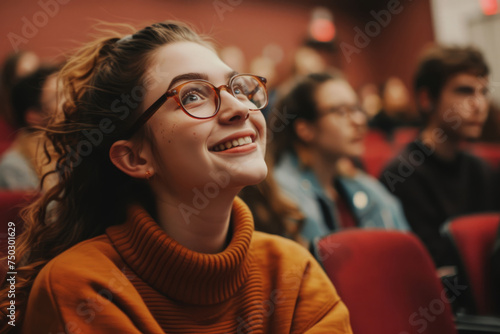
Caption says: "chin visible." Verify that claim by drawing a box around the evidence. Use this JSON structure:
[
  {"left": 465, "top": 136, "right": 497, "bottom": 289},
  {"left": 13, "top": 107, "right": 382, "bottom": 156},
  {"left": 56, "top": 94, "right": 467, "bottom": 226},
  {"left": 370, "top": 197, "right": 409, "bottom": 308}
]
[
  {"left": 460, "top": 128, "right": 483, "bottom": 140},
  {"left": 227, "top": 160, "right": 268, "bottom": 187},
  {"left": 243, "top": 173, "right": 267, "bottom": 187},
  {"left": 347, "top": 145, "right": 365, "bottom": 158}
]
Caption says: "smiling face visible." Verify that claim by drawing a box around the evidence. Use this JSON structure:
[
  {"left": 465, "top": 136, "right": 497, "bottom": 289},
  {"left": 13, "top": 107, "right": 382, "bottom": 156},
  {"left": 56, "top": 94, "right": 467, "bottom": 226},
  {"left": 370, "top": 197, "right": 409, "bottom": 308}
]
[
  {"left": 430, "top": 73, "right": 490, "bottom": 140},
  {"left": 308, "top": 79, "right": 367, "bottom": 160},
  {"left": 140, "top": 42, "right": 268, "bottom": 202}
]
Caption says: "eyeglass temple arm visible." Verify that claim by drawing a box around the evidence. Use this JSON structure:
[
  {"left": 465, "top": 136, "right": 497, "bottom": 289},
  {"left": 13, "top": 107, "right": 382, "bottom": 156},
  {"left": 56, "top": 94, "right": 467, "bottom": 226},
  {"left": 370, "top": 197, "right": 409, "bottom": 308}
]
[
  {"left": 247, "top": 77, "right": 267, "bottom": 100},
  {"left": 123, "top": 93, "right": 170, "bottom": 138}
]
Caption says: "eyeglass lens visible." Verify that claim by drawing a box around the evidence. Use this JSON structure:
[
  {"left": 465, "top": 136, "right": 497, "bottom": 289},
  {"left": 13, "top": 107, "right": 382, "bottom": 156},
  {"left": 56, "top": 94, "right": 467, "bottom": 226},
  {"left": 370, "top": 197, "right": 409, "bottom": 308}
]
[{"left": 178, "top": 76, "right": 267, "bottom": 118}]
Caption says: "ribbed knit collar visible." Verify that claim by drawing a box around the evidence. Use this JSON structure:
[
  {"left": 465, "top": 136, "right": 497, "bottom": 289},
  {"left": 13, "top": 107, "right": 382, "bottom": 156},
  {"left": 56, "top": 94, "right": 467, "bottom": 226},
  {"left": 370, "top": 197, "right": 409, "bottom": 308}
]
[{"left": 106, "top": 197, "right": 254, "bottom": 305}]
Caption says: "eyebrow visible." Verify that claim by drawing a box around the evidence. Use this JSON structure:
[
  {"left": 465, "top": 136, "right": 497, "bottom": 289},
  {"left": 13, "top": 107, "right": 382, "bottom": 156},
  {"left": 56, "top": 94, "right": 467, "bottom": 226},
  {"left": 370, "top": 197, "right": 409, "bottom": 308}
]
[
  {"left": 226, "top": 70, "right": 239, "bottom": 80},
  {"left": 167, "top": 71, "right": 240, "bottom": 90},
  {"left": 453, "top": 85, "right": 477, "bottom": 93},
  {"left": 168, "top": 72, "right": 208, "bottom": 90}
]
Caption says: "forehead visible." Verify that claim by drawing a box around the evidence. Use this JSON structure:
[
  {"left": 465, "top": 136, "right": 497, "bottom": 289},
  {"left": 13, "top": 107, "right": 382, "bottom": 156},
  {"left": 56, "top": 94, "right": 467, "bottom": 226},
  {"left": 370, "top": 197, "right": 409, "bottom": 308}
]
[
  {"left": 315, "top": 80, "right": 357, "bottom": 108},
  {"left": 147, "top": 42, "right": 232, "bottom": 86},
  {"left": 444, "top": 72, "right": 489, "bottom": 88}
]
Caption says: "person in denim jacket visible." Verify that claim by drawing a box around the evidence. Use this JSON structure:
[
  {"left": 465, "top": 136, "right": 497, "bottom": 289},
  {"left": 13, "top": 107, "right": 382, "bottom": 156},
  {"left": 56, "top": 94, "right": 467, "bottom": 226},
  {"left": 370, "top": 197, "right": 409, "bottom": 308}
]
[{"left": 270, "top": 72, "right": 409, "bottom": 242}]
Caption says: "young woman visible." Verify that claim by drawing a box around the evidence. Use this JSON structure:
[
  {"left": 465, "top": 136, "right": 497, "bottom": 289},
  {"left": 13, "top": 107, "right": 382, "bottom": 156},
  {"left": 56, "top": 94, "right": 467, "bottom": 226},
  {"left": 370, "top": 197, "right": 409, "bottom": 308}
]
[
  {"left": 271, "top": 72, "right": 410, "bottom": 243},
  {"left": 0, "top": 22, "right": 352, "bottom": 333}
]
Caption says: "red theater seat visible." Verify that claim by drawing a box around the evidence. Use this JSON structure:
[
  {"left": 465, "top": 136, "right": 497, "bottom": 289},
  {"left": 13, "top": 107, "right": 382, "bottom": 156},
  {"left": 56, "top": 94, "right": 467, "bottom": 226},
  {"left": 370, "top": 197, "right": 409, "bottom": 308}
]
[
  {"left": 442, "top": 213, "right": 500, "bottom": 315},
  {"left": 0, "top": 118, "right": 16, "bottom": 142},
  {"left": 314, "top": 230, "right": 457, "bottom": 334},
  {"left": 393, "top": 127, "right": 419, "bottom": 150},
  {"left": 362, "top": 130, "right": 395, "bottom": 177},
  {"left": 0, "top": 141, "right": 11, "bottom": 156},
  {"left": 469, "top": 143, "right": 500, "bottom": 168}
]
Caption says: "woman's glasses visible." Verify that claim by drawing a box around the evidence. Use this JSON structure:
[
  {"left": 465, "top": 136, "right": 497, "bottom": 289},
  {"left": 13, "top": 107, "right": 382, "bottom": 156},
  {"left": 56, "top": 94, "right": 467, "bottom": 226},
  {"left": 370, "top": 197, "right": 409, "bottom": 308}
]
[{"left": 125, "top": 74, "right": 268, "bottom": 137}]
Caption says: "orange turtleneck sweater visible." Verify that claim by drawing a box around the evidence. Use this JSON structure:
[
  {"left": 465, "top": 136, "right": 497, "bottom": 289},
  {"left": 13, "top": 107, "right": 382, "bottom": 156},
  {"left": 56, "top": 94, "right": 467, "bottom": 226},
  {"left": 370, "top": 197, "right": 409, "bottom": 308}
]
[{"left": 21, "top": 198, "right": 352, "bottom": 333}]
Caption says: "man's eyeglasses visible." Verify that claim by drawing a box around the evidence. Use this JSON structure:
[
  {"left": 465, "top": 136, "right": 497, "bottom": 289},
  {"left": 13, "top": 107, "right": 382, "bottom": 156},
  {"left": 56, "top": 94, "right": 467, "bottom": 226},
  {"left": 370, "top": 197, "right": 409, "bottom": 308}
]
[{"left": 125, "top": 74, "right": 268, "bottom": 137}]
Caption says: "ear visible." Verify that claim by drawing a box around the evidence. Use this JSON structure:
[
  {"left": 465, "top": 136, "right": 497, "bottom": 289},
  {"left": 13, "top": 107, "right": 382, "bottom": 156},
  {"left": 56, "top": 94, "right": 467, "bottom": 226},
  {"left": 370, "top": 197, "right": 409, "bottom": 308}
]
[
  {"left": 24, "top": 109, "right": 44, "bottom": 127},
  {"left": 109, "top": 140, "right": 154, "bottom": 179},
  {"left": 293, "top": 119, "right": 315, "bottom": 144},
  {"left": 416, "top": 89, "right": 433, "bottom": 113}
]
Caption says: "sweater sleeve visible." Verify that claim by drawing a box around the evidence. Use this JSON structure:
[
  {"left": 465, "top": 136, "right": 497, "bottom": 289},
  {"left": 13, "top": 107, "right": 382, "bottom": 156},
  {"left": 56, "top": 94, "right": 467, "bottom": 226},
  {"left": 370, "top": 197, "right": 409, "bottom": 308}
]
[
  {"left": 291, "top": 255, "right": 353, "bottom": 334},
  {"left": 20, "top": 240, "right": 163, "bottom": 334},
  {"left": 20, "top": 260, "right": 145, "bottom": 334}
]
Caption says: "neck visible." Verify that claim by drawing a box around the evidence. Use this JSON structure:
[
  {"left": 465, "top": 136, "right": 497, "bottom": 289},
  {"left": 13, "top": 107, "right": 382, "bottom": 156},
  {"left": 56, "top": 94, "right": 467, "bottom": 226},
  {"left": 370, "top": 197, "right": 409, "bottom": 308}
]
[
  {"left": 420, "top": 126, "right": 460, "bottom": 161},
  {"left": 153, "top": 187, "right": 240, "bottom": 254}
]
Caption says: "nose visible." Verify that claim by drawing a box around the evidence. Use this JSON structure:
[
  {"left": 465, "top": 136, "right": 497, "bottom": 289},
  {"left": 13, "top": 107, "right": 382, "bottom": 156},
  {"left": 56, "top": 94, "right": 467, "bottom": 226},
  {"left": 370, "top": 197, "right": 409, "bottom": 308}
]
[
  {"left": 476, "top": 92, "right": 489, "bottom": 113},
  {"left": 466, "top": 93, "right": 488, "bottom": 116},
  {"left": 217, "top": 87, "right": 250, "bottom": 123},
  {"left": 349, "top": 109, "right": 367, "bottom": 126}
]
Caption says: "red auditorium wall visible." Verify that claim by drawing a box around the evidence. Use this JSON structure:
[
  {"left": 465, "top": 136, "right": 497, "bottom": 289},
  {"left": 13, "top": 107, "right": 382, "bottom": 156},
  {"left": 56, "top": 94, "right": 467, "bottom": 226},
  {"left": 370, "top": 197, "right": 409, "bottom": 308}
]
[{"left": 0, "top": 0, "right": 434, "bottom": 92}]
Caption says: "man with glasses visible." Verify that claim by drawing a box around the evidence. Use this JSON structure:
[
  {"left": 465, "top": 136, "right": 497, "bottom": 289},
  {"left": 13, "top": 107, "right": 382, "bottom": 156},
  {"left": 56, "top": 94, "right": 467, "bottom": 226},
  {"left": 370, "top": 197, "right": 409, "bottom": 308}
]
[{"left": 270, "top": 72, "right": 410, "bottom": 245}]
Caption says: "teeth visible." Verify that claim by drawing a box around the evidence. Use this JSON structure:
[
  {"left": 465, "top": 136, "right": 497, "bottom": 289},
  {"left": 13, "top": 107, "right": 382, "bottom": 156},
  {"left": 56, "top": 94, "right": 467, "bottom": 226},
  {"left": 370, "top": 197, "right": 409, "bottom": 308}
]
[{"left": 213, "top": 136, "right": 252, "bottom": 152}]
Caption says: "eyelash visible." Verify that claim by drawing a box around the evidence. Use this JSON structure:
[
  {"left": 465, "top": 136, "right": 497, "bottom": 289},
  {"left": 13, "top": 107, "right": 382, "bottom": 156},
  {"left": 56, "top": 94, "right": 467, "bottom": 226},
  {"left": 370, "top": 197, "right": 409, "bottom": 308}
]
[{"left": 180, "top": 89, "right": 205, "bottom": 104}]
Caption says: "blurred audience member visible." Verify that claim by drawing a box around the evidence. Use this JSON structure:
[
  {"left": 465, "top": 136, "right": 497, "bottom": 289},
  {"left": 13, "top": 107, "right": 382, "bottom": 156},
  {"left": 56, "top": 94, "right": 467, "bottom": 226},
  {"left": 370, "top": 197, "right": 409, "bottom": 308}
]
[
  {"left": 294, "top": 46, "right": 326, "bottom": 76},
  {"left": 0, "top": 65, "right": 59, "bottom": 189},
  {"left": 369, "top": 76, "right": 419, "bottom": 139},
  {"left": 358, "top": 83, "right": 382, "bottom": 120},
  {"left": 0, "top": 51, "right": 40, "bottom": 129},
  {"left": 270, "top": 72, "right": 410, "bottom": 243},
  {"left": 277, "top": 45, "right": 327, "bottom": 99},
  {"left": 380, "top": 45, "right": 497, "bottom": 268}
]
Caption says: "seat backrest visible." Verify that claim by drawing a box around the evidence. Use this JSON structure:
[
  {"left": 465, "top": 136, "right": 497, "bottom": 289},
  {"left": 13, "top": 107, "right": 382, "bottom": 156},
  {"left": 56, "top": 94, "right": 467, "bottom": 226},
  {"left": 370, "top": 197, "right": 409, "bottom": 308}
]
[
  {"left": 0, "top": 141, "right": 12, "bottom": 156},
  {"left": 393, "top": 127, "right": 419, "bottom": 150},
  {"left": 315, "top": 230, "right": 457, "bottom": 334},
  {"left": 469, "top": 143, "right": 500, "bottom": 169},
  {"left": 0, "top": 118, "right": 16, "bottom": 142},
  {"left": 443, "top": 213, "right": 500, "bottom": 315},
  {"left": 362, "top": 130, "right": 396, "bottom": 177}
]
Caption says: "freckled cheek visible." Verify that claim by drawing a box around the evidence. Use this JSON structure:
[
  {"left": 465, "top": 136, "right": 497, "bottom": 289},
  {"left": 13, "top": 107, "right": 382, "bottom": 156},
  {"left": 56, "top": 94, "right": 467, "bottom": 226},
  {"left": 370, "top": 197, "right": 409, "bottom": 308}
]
[{"left": 151, "top": 122, "right": 177, "bottom": 145}]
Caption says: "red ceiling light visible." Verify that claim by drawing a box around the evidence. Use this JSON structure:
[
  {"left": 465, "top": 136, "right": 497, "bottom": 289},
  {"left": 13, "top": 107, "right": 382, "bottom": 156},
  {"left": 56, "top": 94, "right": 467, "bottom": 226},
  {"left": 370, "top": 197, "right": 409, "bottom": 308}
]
[
  {"left": 310, "top": 18, "right": 336, "bottom": 42},
  {"left": 480, "top": 0, "right": 498, "bottom": 15},
  {"left": 309, "top": 7, "right": 336, "bottom": 43}
]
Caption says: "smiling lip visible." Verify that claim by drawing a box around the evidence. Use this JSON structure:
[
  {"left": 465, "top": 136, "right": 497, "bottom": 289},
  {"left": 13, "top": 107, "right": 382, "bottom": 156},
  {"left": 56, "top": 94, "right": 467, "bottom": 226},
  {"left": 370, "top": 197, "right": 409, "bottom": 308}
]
[
  {"left": 216, "top": 142, "right": 258, "bottom": 154},
  {"left": 210, "top": 132, "right": 256, "bottom": 152}
]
